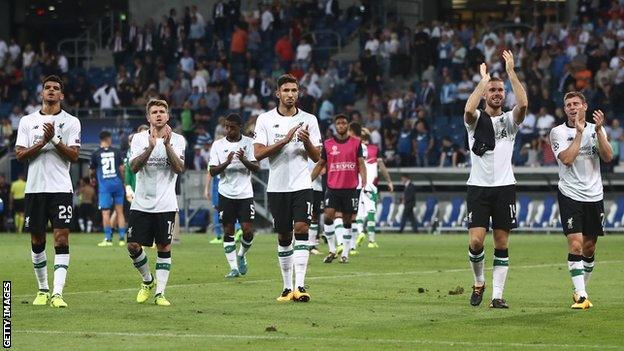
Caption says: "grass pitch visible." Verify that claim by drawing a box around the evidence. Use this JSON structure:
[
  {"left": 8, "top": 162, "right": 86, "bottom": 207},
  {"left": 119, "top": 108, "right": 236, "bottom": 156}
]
[{"left": 1, "top": 232, "right": 623, "bottom": 350}]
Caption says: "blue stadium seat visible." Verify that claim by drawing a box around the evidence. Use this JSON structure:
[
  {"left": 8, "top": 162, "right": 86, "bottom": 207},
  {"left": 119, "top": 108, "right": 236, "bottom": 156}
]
[
  {"left": 536, "top": 196, "right": 556, "bottom": 227},
  {"left": 442, "top": 196, "right": 464, "bottom": 227},
  {"left": 418, "top": 196, "right": 438, "bottom": 227},
  {"left": 377, "top": 196, "right": 394, "bottom": 226},
  {"left": 606, "top": 196, "right": 624, "bottom": 228},
  {"left": 516, "top": 195, "right": 532, "bottom": 227}
]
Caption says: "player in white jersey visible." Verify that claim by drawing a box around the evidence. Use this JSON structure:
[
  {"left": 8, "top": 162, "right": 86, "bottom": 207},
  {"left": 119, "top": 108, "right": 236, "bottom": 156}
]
[
  {"left": 308, "top": 157, "right": 324, "bottom": 255},
  {"left": 209, "top": 114, "right": 259, "bottom": 278},
  {"left": 253, "top": 74, "right": 322, "bottom": 302},
  {"left": 550, "top": 92, "right": 613, "bottom": 310},
  {"left": 127, "top": 99, "right": 186, "bottom": 306},
  {"left": 15, "top": 75, "right": 81, "bottom": 308},
  {"left": 349, "top": 123, "right": 394, "bottom": 249},
  {"left": 463, "top": 51, "right": 527, "bottom": 309}
]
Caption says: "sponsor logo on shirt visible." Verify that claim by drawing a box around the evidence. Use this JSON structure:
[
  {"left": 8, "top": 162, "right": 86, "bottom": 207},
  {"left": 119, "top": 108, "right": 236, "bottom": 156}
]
[
  {"left": 329, "top": 161, "right": 356, "bottom": 171},
  {"left": 32, "top": 125, "right": 39, "bottom": 130}
]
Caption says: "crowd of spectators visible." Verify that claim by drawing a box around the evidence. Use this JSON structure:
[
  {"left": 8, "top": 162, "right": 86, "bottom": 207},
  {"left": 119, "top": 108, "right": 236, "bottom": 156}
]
[{"left": 1, "top": 0, "right": 624, "bottom": 171}]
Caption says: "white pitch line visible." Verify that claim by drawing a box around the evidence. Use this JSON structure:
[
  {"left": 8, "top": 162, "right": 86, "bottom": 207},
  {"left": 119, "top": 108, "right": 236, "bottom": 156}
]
[
  {"left": 12, "top": 260, "right": 624, "bottom": 299},
  {"left": 13, "top": 330, "right": 624, "bottom": 350}
]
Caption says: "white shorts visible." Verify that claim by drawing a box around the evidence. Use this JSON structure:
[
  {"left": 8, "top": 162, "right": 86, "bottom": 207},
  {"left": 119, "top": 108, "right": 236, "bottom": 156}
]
[{"left": 357, "top": 190, "right": 377, "bottom": 218}]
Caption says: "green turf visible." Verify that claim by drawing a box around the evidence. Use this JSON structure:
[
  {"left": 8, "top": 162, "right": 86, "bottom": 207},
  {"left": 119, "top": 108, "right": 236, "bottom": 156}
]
[{"left": 1, "top": 232, "right": 624, "bottom": 350}]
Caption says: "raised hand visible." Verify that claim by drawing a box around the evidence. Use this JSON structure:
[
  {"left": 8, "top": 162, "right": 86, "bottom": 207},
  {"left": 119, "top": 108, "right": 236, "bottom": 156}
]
[
  {"left": 592, "top": 110, "right": 605, "bottom": 129},
  {"left": 236, "top": 148, "right": 246, "bottom": 161},
  {"left": 149, "top": 126, "right": 158, "bottom": 148},
  {"left": 226, "top": 151, "right": 235, "bottom": 163},
  {"left": 284, "top": 122, "right": 303, "bottom": 143},
  {"left": 163, "top": 125, "right": 172, "bottom": 145},
  {"left": 502, "top": 50, "right": 515, "bottom": 72},
  {"left": 297, "top": 124, "right": 310, "bottom": 144},
  {"left": 575, "top": 109, "right": 586, "bottom": 134},
  {"left": 42, "top": 123, "right": 54, "bottom": 143},
  {"left": 479, "top": 63, "right": 490, "bottom": 81}
]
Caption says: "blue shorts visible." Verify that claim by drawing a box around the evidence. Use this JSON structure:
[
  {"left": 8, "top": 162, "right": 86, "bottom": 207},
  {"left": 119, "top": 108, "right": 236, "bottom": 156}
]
[{"left": 98, "top": 185, "right": 125, "bottom": 210}]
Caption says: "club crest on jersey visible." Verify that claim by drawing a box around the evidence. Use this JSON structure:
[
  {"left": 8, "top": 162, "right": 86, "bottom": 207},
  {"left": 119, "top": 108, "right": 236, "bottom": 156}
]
[
  {"left": 329, "top": 145, "right": 340, "bottom": 156},
  {"left": 553, "top": 142, "right": 559, "bottom": 151},
  {"left": 32, "top": 125, "right": 39, "bottom": 129},
  {"left": 58, "top": 123, "right": 65, "bottom": 129},
  {"left": 273, "top": 124, "right": 280, "bottom": 128}
]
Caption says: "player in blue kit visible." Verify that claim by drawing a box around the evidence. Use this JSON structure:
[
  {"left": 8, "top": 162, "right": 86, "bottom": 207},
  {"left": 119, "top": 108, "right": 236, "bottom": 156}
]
[{"left": 91, "top": 130, "right": 127, "bottom": 246}]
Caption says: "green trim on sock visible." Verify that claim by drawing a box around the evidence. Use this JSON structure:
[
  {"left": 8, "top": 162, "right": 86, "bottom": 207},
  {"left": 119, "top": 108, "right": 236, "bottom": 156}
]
[
  {"left": 325, "top": 231, "right": 335, "bottom": 236},
  {"left": 53, "top": 264, "right": 68, "bottom": 270},
  {"left": 224, "top": 245, "right": 236, "bottom": 253},
  {"left": 343, "top": 235, "right": 352, "bottom": 239},
  {"left": 356, "top": 219, "right": 363, "bottom": 224},
  {"left": 133, "top": 256, "right": 148, "bottom": 268},
  {"left": 469, "top": 255, "right": 485, "bottom": 262},
  {"left": 583, "top": 266, "right": 594, "bottom": 272},
  {"left": 33, "top": 261, "right": 47, "bottom": 269},
  {"left": 493, "top": 259, "right": 508, "bottom": 266},
  {"left": 335, "top": 224, "right": 344, "bottom": 229},
  {"left": 278, "top": 250, "right": 294, "bottom": 257},
  {"left": 155, "top": 263, "right": 171, "bottom": 270},
  {"left": 367, "top": 226, "right": 375, "bottom": 232},
  {"left": 294, "top": 244, "right": 308, "bottom": 250},
  {"left": 570, "top": 268, "right": 584, "bottom": 277}
]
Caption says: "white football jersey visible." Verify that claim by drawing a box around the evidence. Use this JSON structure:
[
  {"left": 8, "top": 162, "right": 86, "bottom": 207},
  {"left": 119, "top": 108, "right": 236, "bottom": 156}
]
[
  {"left": 465, "top": 108, "right": 519, "bottom": 187},
  {"left": 15, "top": 110, "right": 81, "bottom": 193},
  {"left": 209, "top": 135, "right": 256, "bottom": 199},
  {"left": 130, "top": 130, "right": 186, "bottom": 212},
  {"left": 308, "top": 158, "right": 323, "bottom": 192},
  {"left": 550, "top": 122, "right": 604, "bottom": 202},
  {"left": 253, "top": 108, "right": 322, "bottom": 192}
]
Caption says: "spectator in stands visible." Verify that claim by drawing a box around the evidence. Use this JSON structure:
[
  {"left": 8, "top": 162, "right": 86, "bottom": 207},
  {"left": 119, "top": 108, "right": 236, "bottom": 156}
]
[
  {"left": 535, "top": 107, "right": 556, "bottom": 137},
  {"left": 397, "top": 119, "right": 414, "bottom": 166},
  {"left": 92, "top": 83, "right": 120, "bottom": 117},
  {"left": 414, "top": 121, "right": 432, "bottom": 167},
  {"left": 275, "top": 34, "right": 294, "bottom": 71},
  {"left": 227, "top": 84, "right": 242, "bottom": 113},
  {"left": 439, "top": 136, "right": 459, "bottom": 167},
  {"left": 296, "top": 36, "right": 313, "bottom": 72},
  {"left": 195, "top": 124, "right": 213, "bottom": 147}
]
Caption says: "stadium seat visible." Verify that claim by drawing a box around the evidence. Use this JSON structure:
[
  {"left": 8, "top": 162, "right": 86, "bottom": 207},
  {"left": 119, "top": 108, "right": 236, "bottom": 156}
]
[
  {"left": 516, "top": 195, "right": 533, "bottom": 228},
  {"left": 377, "top": 196, "right": 394, "bottom": 227},
  {"left": 417, "top": 197, "right": 438, "bottom": 227},
  {"left": 442, "top": 196, "right": 465, "bottom": 228},
  {"left": 606, "top": 196, "right": 624, "bottom": 228}
]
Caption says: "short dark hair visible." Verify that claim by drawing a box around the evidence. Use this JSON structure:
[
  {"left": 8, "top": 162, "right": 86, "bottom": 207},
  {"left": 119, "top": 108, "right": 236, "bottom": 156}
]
[
  {"left": 225, "top": 113, "right": 243, "bottom": 126},
  {"left": 277, "top": 74, "right": 299, "bottom": 89},
  {"left": 349, "top": 121, "right": 362, "bottom": 137},
  {"left": 488, "top": 77, "right": 503, "bottom": 84},
  {"left": 564, "top": 91, "right": 587, "bottom": 104},
  {"left": 42, "top": 75, "right": 64, "bottom": 92},
  {"left": 99, "top": 131, "right": 112, "bottom": 141},
  {"left": 333, "top": 113, "right": 349, "bottom": 123}
]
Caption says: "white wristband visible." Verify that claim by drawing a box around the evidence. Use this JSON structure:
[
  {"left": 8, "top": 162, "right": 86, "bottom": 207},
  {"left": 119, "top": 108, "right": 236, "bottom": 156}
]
[{"left": 51, "top": 135, "right": 61, "bottom": 145}]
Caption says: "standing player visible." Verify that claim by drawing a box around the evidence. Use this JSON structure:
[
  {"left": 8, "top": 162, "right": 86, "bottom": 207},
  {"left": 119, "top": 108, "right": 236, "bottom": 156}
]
[
  {"left": 15, "top": 75, "right": 81, "bottom": 308},
  {"left": 550, "top": 93, "right": 613, "bottom": 309},
  {"left": 312, "top": 114, "right": 366, "bottom": 264},
  {"left": 127, "top": 99, "right": 186, "bottom": 306},
  {"left": 91, "top": 130, "right": 127, "bottom": 247},
  {"left": 253, "top": 74, "right": 322, "bottom": 302},
  {"left": 308, "top": 157, "right": 324, "bottom": 255},
  {"left": 463, "top": 51, "right": 527, "bottom": 309},
  {"left": 209, "top": 114, "right": 259, "bottom": 278},
  {"left": 349, "top": 123, "right": 394, "bottom": 248},
  {"left": 9, "top": 173, "right": 26, "bottom": 233}
]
